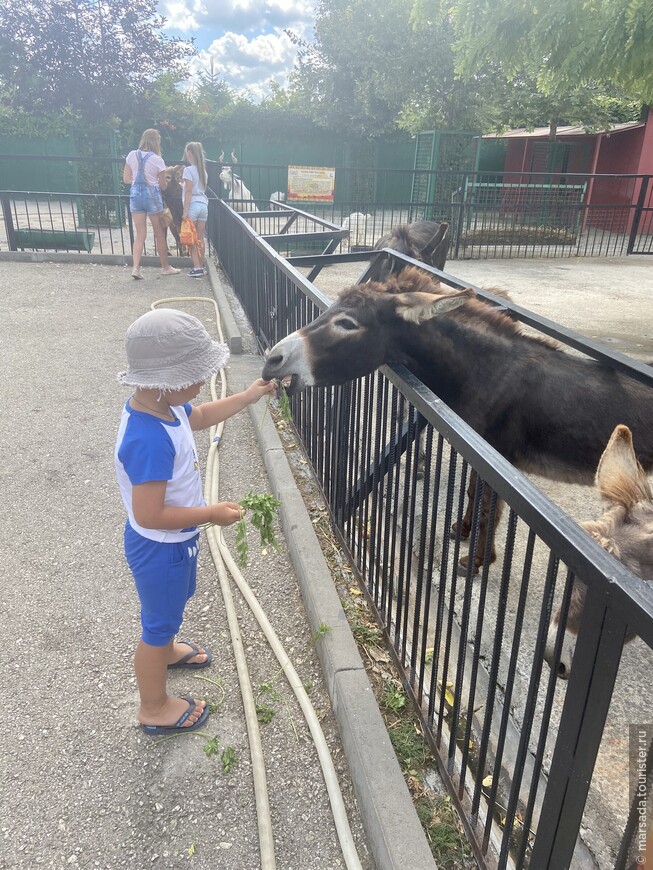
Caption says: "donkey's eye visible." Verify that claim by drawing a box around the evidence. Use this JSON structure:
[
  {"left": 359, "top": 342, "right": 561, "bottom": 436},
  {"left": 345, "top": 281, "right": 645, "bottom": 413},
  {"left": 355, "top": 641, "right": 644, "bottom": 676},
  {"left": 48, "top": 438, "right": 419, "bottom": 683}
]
[{"left": 334, "top": 317, "right": 359, "bottom": 331}]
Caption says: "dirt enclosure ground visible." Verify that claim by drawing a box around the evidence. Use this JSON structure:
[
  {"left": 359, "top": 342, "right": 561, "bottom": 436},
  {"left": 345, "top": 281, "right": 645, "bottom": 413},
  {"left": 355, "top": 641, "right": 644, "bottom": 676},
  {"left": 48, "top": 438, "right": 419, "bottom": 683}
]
[
  {"left": 306, "top": 255, "right": 653, "bottom": 361},
  {"left": 302, "top": 254, "right": 653, "bottom": 867}
]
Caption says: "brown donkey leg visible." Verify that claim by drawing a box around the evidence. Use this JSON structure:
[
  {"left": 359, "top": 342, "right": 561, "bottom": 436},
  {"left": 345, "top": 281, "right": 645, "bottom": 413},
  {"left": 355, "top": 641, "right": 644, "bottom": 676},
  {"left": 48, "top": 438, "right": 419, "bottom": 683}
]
[
  {"left": 450, "top": 469, "right": 478, "bottom": 541},
  {"left": 458, "top": 487, "right": 504, "bottom": 575}
]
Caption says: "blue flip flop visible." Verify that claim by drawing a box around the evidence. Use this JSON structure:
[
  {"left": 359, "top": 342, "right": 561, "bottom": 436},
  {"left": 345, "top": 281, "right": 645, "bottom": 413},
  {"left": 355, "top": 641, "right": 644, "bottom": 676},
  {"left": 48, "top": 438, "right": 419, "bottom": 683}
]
[
  {"left": 167, "top": 640, "right": 212, "bottom": 670},
  {"left": 141, "top": 696, "right": 210, "bottom": 736}
]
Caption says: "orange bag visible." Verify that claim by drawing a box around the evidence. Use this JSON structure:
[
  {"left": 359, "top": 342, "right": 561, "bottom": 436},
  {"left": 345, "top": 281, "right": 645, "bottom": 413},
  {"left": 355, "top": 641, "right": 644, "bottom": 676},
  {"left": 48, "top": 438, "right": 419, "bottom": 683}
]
[{"left": 180, "top": 218, "right": 198, "bottom": 247}]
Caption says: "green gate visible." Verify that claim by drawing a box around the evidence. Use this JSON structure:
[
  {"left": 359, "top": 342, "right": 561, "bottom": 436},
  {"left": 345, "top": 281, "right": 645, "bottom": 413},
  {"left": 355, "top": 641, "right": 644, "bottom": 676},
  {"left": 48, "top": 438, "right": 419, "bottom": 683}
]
[{"left": 410, "top": 130, "right": 479, "bottom": 220}]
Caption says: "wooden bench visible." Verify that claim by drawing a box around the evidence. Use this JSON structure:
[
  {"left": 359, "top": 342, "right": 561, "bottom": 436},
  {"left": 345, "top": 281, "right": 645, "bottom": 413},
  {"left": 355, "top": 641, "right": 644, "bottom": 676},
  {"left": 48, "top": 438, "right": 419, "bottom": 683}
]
[{"left": 14, "top": 229, "right": 95, "bottom": 252}]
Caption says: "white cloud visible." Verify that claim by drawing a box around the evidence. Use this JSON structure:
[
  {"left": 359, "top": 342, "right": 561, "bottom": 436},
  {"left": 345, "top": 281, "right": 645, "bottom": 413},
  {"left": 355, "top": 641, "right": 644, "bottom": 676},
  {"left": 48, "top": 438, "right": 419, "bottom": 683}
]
[
  {"left": 160, "top": 0, "right": 314, "bottom": 35},
  {"left": 193, "top": 30, "right": 298, "bottom": 100},
  {"left": 162, "top": 0, "right": 207, "bottom": 31},
  {"left": 159, "top": 0, "right": 314, "bottom": 99}
]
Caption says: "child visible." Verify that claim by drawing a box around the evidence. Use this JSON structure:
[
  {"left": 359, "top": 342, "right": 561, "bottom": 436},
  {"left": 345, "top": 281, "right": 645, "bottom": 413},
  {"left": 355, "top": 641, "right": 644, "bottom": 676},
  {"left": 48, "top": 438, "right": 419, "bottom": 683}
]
[
  {"left": 122, "top": 128, "right": 181, "bottom": 279},
  {"left": 115, "top": 307, "right": 275, "bottom": 735},
  {"left": 181, "top": 142, "right": 209, "bottom": 278}
]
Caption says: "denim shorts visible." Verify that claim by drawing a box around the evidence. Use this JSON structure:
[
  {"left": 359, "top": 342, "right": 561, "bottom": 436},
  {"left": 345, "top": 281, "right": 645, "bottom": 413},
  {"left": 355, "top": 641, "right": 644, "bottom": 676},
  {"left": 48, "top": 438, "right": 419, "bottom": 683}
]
[
  {"left": 124, "top": 523, "right": 200, "bottom": 646},
  {"left": 130, "top": 182, "right": 164, "bottom": 215},
  {"left": 188, "top": 201, "right": 208, "bottom": 222}
]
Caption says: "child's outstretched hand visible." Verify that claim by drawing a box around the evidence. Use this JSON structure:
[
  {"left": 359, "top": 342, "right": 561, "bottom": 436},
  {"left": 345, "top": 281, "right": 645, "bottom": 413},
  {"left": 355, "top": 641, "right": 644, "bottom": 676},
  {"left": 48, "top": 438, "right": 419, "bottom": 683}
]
[
  {"left": 208, "top": 501, "right": 244, "bottom": 526},
  {"left": 245, "top": 378, "right": 276, "bottom": 404}
]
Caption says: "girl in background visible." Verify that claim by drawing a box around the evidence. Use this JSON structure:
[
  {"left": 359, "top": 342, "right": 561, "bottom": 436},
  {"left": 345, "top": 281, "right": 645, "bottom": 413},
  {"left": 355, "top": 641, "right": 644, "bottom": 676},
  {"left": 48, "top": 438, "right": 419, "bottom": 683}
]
[
  {"left": 123, "top": 128, "right": 180, "bottom": 279},
  {"left": 182, "top": 142, "right": 209, "bottom": 278}
]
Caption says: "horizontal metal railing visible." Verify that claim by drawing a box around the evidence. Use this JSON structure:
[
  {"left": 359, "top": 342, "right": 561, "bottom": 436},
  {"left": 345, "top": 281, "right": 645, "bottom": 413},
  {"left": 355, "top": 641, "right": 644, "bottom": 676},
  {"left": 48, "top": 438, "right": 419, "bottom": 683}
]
[
  {"left": 210, "top": 197, "right": 653, "bottom": 868},
  {"left": 0, "top": 191, "right": 134, "bottom": 255},
  {"left": 2, "top": 160, "right": 652, "bottom": 259}
]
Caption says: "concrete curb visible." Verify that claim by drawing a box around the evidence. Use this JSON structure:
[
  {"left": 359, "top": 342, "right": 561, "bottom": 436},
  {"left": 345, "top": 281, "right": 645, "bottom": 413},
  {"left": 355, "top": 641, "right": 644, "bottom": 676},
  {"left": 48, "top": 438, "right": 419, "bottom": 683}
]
[
  {"left": 208, "top": 266, "right": 437, "bottom": 870},
  {"left": 206, "top": 259, "right": 243, "bottom": 355},
  {"left": 0, "top": 251, "right": 187, "bottom": 267}
]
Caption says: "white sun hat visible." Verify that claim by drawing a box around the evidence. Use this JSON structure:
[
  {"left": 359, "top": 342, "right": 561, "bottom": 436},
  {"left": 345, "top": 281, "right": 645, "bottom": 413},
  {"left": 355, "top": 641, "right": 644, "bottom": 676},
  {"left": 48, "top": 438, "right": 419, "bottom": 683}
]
[{"left": 117, "top": 308, "right": 230, "bottom": 391}]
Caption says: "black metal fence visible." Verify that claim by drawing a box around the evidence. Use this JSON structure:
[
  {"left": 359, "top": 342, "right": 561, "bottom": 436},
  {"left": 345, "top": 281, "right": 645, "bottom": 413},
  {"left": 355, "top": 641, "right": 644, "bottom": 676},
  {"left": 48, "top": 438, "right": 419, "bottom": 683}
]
[
  {"left": 209, "top": 164, "right": 653, "bottom": 259},
  {"left": 210, "top": 198, "right": 653, "bottom": 868},
  {"left": 0, "top": 190, "right": 133, "bottom": 255},
  {"left": 2, "top": 156, "right": 653, "bottom": 259}
]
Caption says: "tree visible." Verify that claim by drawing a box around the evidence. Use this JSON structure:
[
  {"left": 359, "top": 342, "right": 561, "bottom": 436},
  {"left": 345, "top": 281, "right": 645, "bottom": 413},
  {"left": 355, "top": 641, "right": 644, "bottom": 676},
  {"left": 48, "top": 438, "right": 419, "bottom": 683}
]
[
  {"left": 408, "top": 0, "right": 644, "bottom": 137},
  {"left": 287, "top": 0, "right": 485, "bottom": 138},
  {"left": 417, "top": 0, "right": 653, "bottom": 108},
  {"left": 0, "top": 0, "right": 194, "bottom": 119},
  {"left": 194, "top": 59, "right": 234, "bottom": 115}
]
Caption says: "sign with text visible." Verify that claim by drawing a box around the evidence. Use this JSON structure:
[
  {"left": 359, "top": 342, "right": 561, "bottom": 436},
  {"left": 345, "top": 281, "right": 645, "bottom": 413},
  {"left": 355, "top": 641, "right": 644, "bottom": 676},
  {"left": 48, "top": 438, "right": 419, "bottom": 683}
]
[{"left": 287, "top": 166, "right": 335, "bottom": 202}]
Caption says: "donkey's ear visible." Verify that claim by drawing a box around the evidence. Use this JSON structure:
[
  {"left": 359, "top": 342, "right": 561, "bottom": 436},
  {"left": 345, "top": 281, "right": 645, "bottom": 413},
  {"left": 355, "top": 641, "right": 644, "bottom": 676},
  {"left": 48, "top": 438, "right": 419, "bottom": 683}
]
[
  {"left": 421, "top": 222, "right": 449, "bottom": 266},
  {"left": 395, "top": 287, "right": 473, "bottom": 324},
  {"left": 596, "top": 425, "right": 652, "bottom": 507}
]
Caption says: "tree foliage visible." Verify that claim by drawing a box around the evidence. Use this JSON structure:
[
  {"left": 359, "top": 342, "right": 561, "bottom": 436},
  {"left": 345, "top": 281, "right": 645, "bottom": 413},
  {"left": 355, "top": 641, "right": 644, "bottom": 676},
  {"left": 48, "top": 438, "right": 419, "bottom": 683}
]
[
  {"left": 286, "top": 0, "right": 485, "bottom": 136},
  {"left": 285, "top": 0, "right": 640, "bottom": 138},
  {"left": 194, "top": 60, "right": 234, "bottom": 116},
  {"left": 419, "top": 0, "right": 653, "bottom": 106},
  {"left": 0, "top": 0, "right": 194, "bottom": 119},
  {"left": 0, "top": 0, "right": 645, "bottom": 153}
]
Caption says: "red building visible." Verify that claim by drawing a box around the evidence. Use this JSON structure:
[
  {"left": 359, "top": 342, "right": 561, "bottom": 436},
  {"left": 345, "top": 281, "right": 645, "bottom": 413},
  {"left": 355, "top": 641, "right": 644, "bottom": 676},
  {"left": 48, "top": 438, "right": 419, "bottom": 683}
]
[{"left": 480, "top": 113, "right": 653, "bottom": 232}]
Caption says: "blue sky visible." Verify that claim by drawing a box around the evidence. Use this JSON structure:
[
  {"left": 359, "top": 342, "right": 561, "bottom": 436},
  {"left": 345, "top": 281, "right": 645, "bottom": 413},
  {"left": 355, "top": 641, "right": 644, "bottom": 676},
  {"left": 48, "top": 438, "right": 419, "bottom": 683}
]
[{"left": 158, "top": 0, "right": 316, "bottom": 101}]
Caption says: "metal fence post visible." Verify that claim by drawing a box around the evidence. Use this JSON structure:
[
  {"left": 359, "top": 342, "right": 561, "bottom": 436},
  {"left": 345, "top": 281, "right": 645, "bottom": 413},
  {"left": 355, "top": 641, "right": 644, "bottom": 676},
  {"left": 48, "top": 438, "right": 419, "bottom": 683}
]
[
  {"left": 452, "top": 171, "right": 468, "bottom": 260},
  {"left": 627, "top": 175, "right": 649, "bottom": 255},
  {"left": 333, "top": 383, "right": 352, "bottom": 529},
  {"left": 529, "top": 589, "right": 628, "bottom": 868},
  {"left": 1, "top": 194, "right": 17, "bottom": 250}
]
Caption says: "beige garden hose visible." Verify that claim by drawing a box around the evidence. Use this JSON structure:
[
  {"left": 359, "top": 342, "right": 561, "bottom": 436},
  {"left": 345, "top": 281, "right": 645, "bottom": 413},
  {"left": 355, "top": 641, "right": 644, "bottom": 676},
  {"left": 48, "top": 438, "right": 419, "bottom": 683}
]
[{"left": 151, "top": 295, "right": 363, "bottom": 870}]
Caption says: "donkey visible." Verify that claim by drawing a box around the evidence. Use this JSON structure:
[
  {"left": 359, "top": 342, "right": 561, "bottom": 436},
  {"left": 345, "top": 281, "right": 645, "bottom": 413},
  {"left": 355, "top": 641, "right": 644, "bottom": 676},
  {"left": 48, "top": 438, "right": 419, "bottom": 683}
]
[
  {"left": 374, "top": 221, "right": 449, "bottom": 279},
  {"left": 262, "top": 267, "right": 653, "bottom": 572},
  {"left": 219, "top": 151, "right": 258, "bottom": 213},
  {"left": 161, "top": 164, "right": 184, "bottom": 255},
  {"left": 545, "top": 425, "right": 653, "bottom": 679}
]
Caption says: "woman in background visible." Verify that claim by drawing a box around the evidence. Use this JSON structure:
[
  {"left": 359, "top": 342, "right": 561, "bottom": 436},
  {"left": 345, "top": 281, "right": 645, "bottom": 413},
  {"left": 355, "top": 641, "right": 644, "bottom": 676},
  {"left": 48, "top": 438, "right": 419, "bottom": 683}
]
[{"left": 123, "top": 128, "right": 180, "bottom": 279}]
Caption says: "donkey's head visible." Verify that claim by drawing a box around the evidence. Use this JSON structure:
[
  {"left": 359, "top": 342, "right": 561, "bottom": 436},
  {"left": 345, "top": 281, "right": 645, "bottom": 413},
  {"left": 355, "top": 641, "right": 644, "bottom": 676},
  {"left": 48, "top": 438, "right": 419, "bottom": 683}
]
[
  {"left": 545, "top": 424, "right": 653, "bottom": 679},
  {"left": 374, "top": 221, "right": 450, "bottom": 280},
  {"left": 262, "top": 267, "right": 472, "bottom": 394},
  {"left": 164, "top": 164, "right": 184, "bottom": 192}
]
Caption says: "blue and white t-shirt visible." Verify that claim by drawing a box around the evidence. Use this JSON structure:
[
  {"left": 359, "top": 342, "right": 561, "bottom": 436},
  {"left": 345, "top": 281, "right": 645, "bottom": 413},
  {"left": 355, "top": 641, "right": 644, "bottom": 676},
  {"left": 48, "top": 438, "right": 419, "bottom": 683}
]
[{"left": 115, "top": 402, "right": 204, "bottom": 543}]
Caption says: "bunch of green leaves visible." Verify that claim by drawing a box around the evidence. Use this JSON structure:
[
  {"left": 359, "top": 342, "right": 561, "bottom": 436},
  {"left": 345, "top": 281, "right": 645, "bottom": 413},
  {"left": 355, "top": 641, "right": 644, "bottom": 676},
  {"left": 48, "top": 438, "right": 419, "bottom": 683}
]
[
  {"left": 278, "top": 382, "right": 292, "bottom": 421},
  {"left": 203, "top": 736, "right": 220, "bottom": 758},
  {"left": 235, "top": 493, "right": 282, "bottom": 567},
  {"left": 221, "top": 746, "right": 238, "bottom": 773},
  {"left": 261, "top": 380, "right": 292, "bottom": 426},
  {"left": 255, "top": 681, "right": 282, "bottom": 725}
]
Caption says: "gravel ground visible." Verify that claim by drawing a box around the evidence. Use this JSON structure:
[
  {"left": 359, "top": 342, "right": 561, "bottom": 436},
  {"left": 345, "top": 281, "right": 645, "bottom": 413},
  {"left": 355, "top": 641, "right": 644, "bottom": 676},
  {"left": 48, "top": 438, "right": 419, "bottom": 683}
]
[{"left": 0, "top": 261, "right": 374, "bottom": 870}]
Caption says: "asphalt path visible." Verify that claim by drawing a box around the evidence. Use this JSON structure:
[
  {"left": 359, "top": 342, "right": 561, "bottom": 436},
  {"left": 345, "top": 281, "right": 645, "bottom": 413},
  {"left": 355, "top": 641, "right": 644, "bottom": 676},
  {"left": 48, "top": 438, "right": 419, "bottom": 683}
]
[{"left": 0, "top": 261, "right": 380, "bottom": 870}]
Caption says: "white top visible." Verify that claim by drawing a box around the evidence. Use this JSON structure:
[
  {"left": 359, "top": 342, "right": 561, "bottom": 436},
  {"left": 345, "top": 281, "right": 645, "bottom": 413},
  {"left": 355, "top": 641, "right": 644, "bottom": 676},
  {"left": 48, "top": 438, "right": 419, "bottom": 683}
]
[
  {"left": 125, "top": 150, "right": 166, "bottom": 187},
  {"left": 182, "top": 164, "right": 209, "bottom": 207},
  {"left": 114, "top": 402, "right": 204, "bottom": 543}
]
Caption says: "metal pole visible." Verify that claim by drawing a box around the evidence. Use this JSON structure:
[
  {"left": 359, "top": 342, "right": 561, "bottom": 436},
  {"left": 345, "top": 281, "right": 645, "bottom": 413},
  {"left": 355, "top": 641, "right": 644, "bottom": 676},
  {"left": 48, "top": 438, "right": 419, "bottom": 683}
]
[
  {"left": 627, "top": 175, "right": 650, "bottom": 254},
  {"left": 529, "top": 589, "right": 627, "bottom": 867},
  {"left": 1, "top": 194, "right": 17, "bottom": 250}
]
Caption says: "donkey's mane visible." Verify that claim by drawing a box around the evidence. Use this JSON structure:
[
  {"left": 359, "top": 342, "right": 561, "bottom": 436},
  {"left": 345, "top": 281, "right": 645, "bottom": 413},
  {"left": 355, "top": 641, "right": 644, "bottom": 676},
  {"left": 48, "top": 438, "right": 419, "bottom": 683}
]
[
  {"left": 336, "top": 274, "right": 559, "bottom": 346},
  {"left": 384, "top": 224, "right": 415, "bottom": 249}
]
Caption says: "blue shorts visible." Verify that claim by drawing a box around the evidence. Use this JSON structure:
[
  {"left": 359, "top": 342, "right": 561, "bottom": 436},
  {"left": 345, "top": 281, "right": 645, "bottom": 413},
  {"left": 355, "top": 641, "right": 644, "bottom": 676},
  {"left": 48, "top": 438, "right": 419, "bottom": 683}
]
[
  {"left": 130, "top": 182, "right": 164, "bottom": 215},
  {"left": 188, "top": 201, "right": 208, "bottom": 222},
  {"left": 124, "top": 523, "right": 200, "bottom": 646}
]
